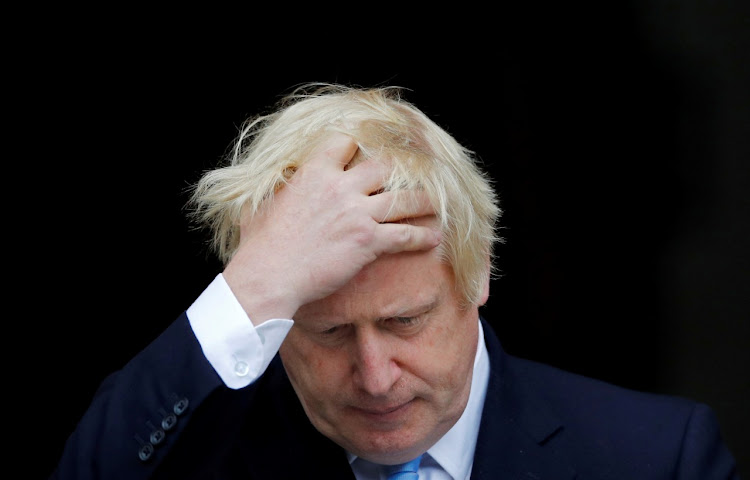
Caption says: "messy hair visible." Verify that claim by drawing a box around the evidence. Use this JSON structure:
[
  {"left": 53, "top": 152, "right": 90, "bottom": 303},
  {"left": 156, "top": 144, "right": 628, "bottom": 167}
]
[{"left": 188, "top": 83, "right": 502, "bottom": 307}]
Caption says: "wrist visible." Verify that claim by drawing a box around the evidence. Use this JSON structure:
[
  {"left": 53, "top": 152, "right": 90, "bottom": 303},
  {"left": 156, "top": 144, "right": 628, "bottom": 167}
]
[{"left": 221, "top": 268, "right": 301, "bottom": 326}]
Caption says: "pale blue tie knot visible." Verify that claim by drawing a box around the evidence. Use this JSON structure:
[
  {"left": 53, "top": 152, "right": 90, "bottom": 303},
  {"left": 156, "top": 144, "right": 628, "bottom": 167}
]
[{"left": 383, "top": 454, "right": 423, "bottom": 480}]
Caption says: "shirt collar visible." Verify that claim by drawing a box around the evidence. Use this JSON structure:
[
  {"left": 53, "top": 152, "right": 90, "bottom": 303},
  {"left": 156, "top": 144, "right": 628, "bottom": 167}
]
[{"left": 347, "top": 319, "right": 491, "bottom": 480}]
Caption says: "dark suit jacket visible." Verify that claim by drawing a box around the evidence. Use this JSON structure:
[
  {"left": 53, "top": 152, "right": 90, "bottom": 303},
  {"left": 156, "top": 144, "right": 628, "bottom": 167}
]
[{"left": 52, "top": 314, "right": 740, "bottom": 479}]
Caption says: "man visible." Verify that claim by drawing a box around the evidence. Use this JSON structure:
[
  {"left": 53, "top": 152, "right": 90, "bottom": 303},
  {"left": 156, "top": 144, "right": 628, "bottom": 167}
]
[{"left": 52, "top": 84, "right": 740, "bottom": 479}]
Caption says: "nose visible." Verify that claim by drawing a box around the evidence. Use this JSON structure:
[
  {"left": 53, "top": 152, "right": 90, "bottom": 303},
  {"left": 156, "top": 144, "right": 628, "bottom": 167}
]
[{"left": 351, "top": 328, "right": 402, "bottom": 396}]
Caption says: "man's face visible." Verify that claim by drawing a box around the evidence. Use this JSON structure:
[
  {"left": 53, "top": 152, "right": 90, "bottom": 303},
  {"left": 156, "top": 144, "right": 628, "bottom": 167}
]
[{"left": 279, "top": 246, "right": 485, "bottom": 465}]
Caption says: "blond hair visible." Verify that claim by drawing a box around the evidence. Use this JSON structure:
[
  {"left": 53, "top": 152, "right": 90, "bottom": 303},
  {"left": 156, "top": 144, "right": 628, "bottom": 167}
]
[{"left": 188, "top": 84, "right": 502, "bottom": 307}]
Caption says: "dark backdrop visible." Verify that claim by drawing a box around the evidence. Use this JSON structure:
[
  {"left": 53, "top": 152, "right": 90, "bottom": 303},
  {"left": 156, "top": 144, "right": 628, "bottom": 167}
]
[{"left": 22, "top": 2, "right": 748, "bottom": 478}]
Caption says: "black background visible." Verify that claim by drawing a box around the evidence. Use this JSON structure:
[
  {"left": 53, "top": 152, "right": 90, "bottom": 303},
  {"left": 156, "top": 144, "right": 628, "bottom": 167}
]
[{"left": 17, "top": 3, "right": 748, "bottom": 478}]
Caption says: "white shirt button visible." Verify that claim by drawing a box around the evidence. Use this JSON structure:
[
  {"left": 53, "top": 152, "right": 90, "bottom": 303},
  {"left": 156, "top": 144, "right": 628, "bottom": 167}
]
[{"left": 234, "top": 361, "right": 250, "bottom": 376}]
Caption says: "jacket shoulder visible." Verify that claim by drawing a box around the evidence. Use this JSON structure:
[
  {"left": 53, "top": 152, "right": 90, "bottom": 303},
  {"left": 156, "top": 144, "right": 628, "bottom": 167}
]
[{"left": 497, "top": 352, "right": 739, "bottom": 478}]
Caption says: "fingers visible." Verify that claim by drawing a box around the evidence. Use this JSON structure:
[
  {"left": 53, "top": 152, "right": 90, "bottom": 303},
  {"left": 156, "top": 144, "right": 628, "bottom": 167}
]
[
  {"left": 374, "top": 223, "right": 442, "bottom": 255},
  {"left": 368, "top": 189, "right": 441, "bottom": 255},
  {"left": 368, "top": 190, "right": 435, "bottom": 223},
  {"left": 305, "top": 133, "right": 393, "bottom": 194},
  {"left": 368, "top": 190, "right": 441, "bottom": 255},
  {"left": 346, "top": 158, "right": 389, "bottom": 194},
  {"left": 294, "top": 132, "right": 442, "bottom": 258},
  {"left": 307, "top": 132, "right": 360, "bottom": 169}
]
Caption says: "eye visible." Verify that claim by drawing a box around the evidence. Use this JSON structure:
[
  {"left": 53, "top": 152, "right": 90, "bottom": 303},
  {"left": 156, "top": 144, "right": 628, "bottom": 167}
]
[
  {"left": 321, "top": 326, "right": 341, "bottom": 335},
  {"left": 394, "top": 316, "right": 417, "bottom": 325},
  {"left": 385, "top": 315, "right": 424, "bottom": 333},
  {"left": 318, "top": 323, "right": 354, "bottom": 338}
]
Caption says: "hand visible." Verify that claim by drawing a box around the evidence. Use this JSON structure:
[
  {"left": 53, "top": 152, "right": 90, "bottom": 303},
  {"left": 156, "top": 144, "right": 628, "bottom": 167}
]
[{"left": 222, "top": 132, "right": 441, "bottom": 325}]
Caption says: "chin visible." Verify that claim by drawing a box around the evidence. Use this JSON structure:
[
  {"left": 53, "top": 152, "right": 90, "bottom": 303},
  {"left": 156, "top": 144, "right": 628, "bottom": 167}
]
[{"left": 340, "top": 427, "right": 434, "bottom": 465}]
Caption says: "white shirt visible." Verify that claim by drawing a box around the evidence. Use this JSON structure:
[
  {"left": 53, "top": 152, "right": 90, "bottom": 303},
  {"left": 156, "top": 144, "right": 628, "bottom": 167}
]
[{"left": 187, "top": 273, "right": 491, "bottom": 480}]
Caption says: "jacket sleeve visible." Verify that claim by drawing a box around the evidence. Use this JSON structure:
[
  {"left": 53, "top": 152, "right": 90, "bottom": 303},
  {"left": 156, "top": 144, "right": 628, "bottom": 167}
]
[
  {"left": 676, "top": 402, "right": 740, "bottom": 479},
  {"left": 50, "top": 313, "right": 227, "bottom": 480}
]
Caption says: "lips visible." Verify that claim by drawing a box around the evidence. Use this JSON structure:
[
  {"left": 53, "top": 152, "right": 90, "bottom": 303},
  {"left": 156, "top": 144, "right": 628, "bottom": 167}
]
[
  {"left": 350, "top": 399, "right": 415, "bottom": 421},
  {"left": 359, "top": 404, "right": 407, "bottom": 415}
]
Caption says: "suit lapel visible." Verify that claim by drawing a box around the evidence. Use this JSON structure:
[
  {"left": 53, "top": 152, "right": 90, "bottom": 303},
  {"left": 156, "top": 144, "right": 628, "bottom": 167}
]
[{"left": 471, "top": 319, "right": 577, "bottom": 480}]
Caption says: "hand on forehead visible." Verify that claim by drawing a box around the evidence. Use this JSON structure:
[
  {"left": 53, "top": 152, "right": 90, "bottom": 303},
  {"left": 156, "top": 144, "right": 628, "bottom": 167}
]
[{"left": 223, "top": 131, "right": 442, "bottom": 326}]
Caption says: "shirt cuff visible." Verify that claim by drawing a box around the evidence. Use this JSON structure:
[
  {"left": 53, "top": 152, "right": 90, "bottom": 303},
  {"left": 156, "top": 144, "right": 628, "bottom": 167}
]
[{"left": 186, "top": 273, "right": 294, "bottom": 389}]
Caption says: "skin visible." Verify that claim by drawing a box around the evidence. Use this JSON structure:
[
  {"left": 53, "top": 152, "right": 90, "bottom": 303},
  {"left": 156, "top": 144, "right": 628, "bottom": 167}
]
[
  {"left": 223, "top": 133, "right": 441, "bottom": 325},
  {"left": 280, "top": 244, "right": 489, "bottom": 465},
  {"left": 223, "top": 131, "right": 489, "bottom": 464}
]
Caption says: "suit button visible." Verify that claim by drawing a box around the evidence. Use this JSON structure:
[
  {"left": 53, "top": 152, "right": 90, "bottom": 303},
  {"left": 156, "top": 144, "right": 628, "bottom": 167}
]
[
  {"left": 234, "top": 361, "right": 250, "bottom": 376},
  {"left": 138, "top": 443, "right": 154, "bottom": 462},
  {"left": 161, "top": 413, "right": 177, "bottom": 431},
  {"left": 150, "top": 429, "right": 165, "bottom": 445},
  {"left": 173, "top": 397, "right": 189, "bottom": 416}
]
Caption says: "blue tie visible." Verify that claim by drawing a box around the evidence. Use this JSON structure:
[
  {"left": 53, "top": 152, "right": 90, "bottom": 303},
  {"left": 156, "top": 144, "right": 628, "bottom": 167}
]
[{"left": 383, "top": 454, "right": 423, "bottom": 480}]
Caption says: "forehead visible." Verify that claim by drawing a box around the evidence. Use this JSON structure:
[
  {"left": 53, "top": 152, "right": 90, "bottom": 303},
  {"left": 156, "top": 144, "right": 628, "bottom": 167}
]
[
  {"left": 350, "top": 248, "right": 446, "bottom": 293},
  {"left": 298, "top": 249, "right": 454, "bottom": 321}
]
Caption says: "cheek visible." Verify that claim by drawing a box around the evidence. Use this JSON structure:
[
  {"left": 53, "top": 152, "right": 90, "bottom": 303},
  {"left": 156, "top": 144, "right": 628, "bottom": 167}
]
[
  {"left": 279, "top": 330, "right": 346, "bottom": 401},
  {"left": 417, "top": 312, "right": 478, "bottom": 387}
]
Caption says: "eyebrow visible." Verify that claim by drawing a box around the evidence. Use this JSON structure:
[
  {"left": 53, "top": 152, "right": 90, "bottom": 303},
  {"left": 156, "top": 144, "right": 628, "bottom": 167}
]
[{"left": 378, "top": 298, "right": 440, "bottom": 320}]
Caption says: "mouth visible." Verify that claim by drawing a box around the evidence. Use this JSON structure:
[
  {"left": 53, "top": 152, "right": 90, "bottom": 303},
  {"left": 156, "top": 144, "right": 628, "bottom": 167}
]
[{"left": 350, "top": 399, "right": 415, "bottom": 422}]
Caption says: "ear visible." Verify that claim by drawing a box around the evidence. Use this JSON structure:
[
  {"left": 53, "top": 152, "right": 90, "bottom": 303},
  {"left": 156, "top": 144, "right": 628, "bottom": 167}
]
[{"left": 478, "top": 257, "right": 491, "bottom": 307}]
